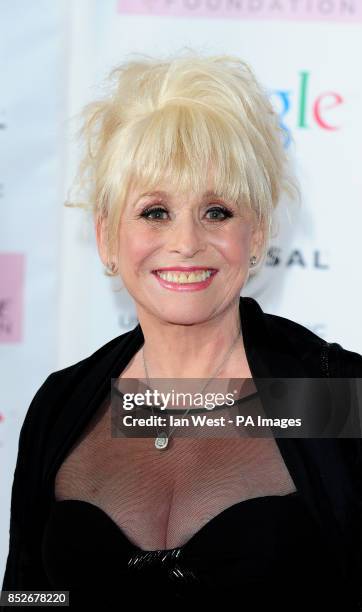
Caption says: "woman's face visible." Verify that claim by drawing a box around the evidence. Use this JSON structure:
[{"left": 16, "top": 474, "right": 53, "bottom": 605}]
[{"left": 98, "top": 176, "right": 263, "bottom": 325}]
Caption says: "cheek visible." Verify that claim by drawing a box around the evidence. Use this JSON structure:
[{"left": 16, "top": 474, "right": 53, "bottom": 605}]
[
  {"left": 216, "top": 224, "right": 253, "bottom": 264},
  {"left": 118, "top": 225, "right": 156, "bottom": 270}
]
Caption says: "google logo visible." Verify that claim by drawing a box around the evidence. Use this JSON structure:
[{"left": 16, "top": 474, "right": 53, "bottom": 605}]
[{"left": 269, "top": 71, "right": 343, "bottom": 147}]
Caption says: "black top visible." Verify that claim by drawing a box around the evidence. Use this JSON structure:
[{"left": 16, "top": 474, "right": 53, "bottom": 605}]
[
  {"left": 2, "top": 297, "right": 362, "bottom": 611},
  {"left": 41, "top": 490, "right": 342, "bottom": 609}
]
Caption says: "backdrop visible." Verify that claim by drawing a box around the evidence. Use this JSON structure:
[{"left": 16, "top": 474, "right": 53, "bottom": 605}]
[{"left": 1, "top": 0, "right": 362, "bottom": 581}]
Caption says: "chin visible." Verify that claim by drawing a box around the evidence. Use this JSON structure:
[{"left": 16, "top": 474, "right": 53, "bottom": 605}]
[{"left": 155, "top": 308, "right": 212, "bottom": 326}]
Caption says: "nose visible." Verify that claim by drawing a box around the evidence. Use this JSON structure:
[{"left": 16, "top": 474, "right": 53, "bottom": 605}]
[{"left": 167, "top": 212, "right": 207, "bottom": 257}]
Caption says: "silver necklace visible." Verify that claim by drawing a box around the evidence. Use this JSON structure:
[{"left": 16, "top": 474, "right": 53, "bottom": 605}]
[{"left": 142, "top": 325, "right": 242, "bottom": 450}]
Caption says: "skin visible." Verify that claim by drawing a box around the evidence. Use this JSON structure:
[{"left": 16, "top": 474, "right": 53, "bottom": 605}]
[{"left": 96, "top": 170, "right": 264, "bottom": 380}]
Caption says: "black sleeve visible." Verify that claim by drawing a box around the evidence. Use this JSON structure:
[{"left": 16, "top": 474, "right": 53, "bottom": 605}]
[
  {"left": 1, "top": 374, "right": 57, "bottom": 604},
  {"left": 332, "top": 344, "right": 362, "bottom": 611},
  {"left": 330, "top": 343, "right": 362, "bottom": 487},
  {"left": 332, "top": 343, "right": 362, "bottom": 378}
]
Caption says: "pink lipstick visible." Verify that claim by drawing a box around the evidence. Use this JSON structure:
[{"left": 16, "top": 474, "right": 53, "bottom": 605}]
[{"left": 151, "top": 268, "right": 218, "bottom": 292}]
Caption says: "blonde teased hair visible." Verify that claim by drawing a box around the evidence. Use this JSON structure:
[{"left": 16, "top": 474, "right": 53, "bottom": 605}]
[{"left": 65, "top": 48, "right": 301, "bottom": 276}]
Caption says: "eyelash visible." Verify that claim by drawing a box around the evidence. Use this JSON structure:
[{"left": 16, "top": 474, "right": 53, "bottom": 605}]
[{"left": 139, "top": 204, "right": 234, "bottom": 221}]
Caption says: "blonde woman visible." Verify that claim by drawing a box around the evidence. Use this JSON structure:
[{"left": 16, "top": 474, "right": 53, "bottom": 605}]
[{"left": 2, "top": 51, "right": 362, "bottom": 609}]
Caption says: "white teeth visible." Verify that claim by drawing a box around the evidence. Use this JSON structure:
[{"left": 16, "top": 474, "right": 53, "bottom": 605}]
[{"left": 156, "top": 270, "right": 213, "bottom": 283}]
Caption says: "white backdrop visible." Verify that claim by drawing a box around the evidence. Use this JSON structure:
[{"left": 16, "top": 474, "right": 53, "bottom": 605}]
[
  {"left": 1, "top": 0, "right": 362, "bottom": 584},
  {"left": 0, "top": 0, "right": 66, "bottom": 584}
]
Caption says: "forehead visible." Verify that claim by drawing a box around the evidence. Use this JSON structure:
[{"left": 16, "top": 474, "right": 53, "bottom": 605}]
[{"left": 126, "top": 175, "right": 226, "bottom": 205}]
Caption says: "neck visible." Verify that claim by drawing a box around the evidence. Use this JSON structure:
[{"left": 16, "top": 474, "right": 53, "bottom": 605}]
[{"left": 135, "top": 297, "right": 249, "bottom": 379}]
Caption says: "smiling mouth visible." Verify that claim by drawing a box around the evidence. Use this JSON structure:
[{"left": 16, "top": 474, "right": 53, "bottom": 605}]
[{"left": 152, "top": 269, "right": 217, "bottom": 284}]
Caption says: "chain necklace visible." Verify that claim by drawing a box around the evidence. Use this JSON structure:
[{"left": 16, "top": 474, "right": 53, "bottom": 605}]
[{"left": 142, "top": 326, "right": 242, "bottom": 450}]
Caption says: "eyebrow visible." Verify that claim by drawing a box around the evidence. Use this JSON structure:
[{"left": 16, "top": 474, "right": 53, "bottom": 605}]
[{"left": 137, "top": 190, "right": 223, "bottom": 200}]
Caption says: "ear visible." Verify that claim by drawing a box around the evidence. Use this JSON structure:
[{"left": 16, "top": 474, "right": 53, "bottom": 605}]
[{"left": 94, "top": 213, "right": 110, "bottom": 268}]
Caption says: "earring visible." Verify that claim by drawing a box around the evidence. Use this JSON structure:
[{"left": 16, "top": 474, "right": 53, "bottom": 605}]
[
  {"left": 249, "top": 255, "right": 257, "bottom": 267},
  {"left": 108, "top": 261, "right": 118, "bottom": 274}
]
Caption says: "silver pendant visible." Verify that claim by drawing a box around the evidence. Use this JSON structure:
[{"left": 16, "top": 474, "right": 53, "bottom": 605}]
[{"left": 155, "top": 431, "right": 169, "bottom": 450}]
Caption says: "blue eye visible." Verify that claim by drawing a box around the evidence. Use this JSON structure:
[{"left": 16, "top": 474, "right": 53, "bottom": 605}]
[
  {"left": 140, "top": 205, "right": 233, "bottom": 221},
  {"left": 140, "top": 207, "right": 168, "bottom": 220},
  {"left": 206, "top": 207, "right": 233, "bottom": 220}
]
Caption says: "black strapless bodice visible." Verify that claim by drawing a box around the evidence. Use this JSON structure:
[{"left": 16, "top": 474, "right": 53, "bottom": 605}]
[{"left": 41, "top": 490, "right": 344, "bottom": 609}]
